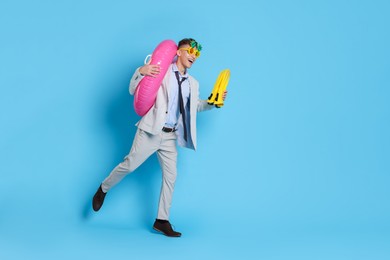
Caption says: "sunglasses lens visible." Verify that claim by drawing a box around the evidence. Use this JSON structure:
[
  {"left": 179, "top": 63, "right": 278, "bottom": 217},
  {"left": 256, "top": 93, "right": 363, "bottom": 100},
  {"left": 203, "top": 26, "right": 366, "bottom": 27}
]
[{"left": 181, "top": 47, "right": 200, "bottom": 58}]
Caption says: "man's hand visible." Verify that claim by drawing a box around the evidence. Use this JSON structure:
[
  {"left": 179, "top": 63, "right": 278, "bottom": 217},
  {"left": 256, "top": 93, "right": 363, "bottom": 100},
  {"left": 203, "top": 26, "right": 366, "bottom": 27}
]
[
  {"left": 222, "top": 90, "right": 228, "bottom": 101},
  {"left": 139, "top": 64, "right": 160, "bottom": 77}
]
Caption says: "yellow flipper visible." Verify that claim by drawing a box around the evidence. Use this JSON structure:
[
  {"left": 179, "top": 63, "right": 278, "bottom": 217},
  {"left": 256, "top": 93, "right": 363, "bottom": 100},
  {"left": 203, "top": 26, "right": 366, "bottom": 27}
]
[
  {"left": 213, "top": 69, "right": 230, "bottom": 107},
  {"left": 208, "top": 71, "right": 224, "bottom": 105},
  {"left": 208, "top": 69, "right": 230, "bottom": 108}
]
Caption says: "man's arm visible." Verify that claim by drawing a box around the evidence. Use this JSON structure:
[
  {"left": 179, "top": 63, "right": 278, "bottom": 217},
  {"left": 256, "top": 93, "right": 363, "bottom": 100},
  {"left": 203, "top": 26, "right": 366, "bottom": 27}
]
[
  {"left": 129, "top": 64, "right": 161, "bottom": 95},
  {"left": 129, "top": 67, "right": 144, "bottom": 95},
  {"left": 197, "top": 99, "right": 214, "bottom": 112}
]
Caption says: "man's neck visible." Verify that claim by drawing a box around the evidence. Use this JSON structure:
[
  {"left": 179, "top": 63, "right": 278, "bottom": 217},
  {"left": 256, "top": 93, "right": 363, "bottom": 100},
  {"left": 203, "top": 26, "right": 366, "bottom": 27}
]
[{"left": 175, "top": 61, "right": 186, "bottom": 75}]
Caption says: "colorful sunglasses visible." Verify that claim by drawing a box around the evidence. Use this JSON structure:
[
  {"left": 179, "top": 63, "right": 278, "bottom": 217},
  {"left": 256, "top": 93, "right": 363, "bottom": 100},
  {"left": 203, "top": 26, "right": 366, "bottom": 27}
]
[{"left": 179, "top": 47, "right": 201, "bottom": 58}]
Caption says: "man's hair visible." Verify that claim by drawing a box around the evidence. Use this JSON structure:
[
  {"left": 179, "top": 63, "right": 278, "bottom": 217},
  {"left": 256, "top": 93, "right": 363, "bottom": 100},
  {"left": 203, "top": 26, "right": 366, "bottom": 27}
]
[{"left": 178, "top": 38, "right": 198, "bottom": 49}]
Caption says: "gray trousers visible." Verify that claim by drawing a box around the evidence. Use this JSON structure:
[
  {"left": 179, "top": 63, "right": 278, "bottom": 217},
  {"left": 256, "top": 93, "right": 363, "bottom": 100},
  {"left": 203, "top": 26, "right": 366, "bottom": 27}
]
[{"left": 101, "top": 128, "right": 178, "bottom": 220}]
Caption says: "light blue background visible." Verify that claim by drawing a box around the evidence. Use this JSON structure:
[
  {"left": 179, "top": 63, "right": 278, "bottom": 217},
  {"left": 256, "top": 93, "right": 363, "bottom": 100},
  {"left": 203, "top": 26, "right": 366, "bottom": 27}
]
[{"left": 1, "top": 0, "right": 389, "bottom": 259}]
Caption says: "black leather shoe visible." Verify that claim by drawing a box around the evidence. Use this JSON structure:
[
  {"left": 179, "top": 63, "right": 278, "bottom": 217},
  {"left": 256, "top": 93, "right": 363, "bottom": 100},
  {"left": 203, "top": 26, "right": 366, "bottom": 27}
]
[
  {"left": 92, "top": 185, "right": 106, "bottom": 212},
  {"left": 153, "top": 219, "right": 182, "bottom": 237}
]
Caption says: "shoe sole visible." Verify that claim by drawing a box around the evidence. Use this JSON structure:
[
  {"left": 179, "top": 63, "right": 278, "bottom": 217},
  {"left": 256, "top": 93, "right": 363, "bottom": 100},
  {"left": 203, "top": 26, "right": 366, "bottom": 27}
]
[{"left": 153, "top": 227, "right": 181, "bottom": 237}]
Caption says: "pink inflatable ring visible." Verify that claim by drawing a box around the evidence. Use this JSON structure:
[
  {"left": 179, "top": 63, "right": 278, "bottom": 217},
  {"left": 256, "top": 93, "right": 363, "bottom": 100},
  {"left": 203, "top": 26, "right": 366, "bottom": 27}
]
[{"left": 133, "top": 40, "right": 178, "bottom": 116}]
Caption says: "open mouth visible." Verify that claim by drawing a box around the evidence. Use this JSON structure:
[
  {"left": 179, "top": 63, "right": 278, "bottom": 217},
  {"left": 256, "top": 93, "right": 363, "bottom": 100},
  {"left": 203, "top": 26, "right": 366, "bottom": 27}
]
[{"left": 188, "top": 58, "right": 194, "bottom": 64}]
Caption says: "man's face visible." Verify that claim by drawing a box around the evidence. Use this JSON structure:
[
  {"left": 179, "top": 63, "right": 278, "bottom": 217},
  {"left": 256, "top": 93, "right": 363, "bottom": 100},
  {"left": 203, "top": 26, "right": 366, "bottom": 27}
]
[{"left": 177, "top": 44, "right": 199, "bottom": 69}]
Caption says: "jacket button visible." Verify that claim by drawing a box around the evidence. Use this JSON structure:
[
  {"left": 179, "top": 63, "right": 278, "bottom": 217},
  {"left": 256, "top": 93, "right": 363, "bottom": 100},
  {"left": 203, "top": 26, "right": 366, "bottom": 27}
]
[{"left": 165, "top": 111, "right": 168, "bottom": 114}]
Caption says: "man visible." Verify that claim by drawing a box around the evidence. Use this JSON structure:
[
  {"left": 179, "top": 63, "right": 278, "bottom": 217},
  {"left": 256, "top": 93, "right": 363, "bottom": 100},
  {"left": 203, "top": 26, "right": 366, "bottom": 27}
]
[{"left": 92, "top": 38, "right": 227, "bottom": 237}]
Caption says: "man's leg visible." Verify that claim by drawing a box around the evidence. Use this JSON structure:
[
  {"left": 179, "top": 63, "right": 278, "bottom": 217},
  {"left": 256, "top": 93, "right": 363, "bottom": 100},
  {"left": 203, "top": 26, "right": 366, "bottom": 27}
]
[
  {"left": 101, "top": 129, "right": 159, "bottom": 192},
  {"left": 156, "top": 132, "right": 178, "bottom": 220},
  {"left": 153, "top": 131, "right": 181, "bottom": 237},
  {"left": 93, "top": 129, "right": 159, "bottom": 212}
]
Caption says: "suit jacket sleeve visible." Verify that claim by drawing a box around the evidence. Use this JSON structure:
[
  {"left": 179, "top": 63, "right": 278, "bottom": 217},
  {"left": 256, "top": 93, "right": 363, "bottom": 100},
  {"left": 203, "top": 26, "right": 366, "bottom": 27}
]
[
  {"left": 196, "top": 84, "right": 214, "bottom": 112},
  {"left": 197, "top": 99, "right": 214, "bottom": 112},
  {"left": 129, "top": 67, "right": 144, "bottom": 95}
]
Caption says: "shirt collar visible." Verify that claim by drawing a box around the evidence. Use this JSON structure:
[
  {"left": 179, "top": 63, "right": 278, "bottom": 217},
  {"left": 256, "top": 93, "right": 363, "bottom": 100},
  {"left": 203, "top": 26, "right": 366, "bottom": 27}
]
[{"left": 172, "top": 62, "right": 188, "bottom": 78}]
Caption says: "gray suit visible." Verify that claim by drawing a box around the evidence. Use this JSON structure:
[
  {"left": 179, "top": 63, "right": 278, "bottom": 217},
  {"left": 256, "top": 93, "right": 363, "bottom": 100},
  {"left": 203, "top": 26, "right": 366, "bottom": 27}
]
[{"left": 101, "top": 64, "right": 213, "bottom": 220}]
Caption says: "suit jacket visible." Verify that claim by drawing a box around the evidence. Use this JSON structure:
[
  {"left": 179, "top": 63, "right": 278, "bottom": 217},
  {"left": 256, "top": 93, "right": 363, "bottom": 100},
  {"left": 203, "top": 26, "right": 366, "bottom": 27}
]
[{"left": 129, "top": 64, "right": 213, "bottom": 150}]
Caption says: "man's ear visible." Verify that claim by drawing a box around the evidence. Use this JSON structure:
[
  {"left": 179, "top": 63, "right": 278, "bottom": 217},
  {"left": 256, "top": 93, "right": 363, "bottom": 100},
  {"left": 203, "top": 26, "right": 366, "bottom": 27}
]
[{"left": 176, "top": 49, "right": 181, "bottom": 56}]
